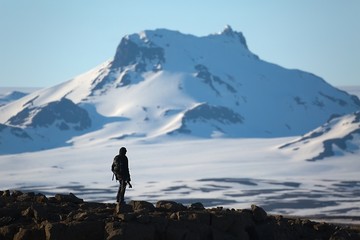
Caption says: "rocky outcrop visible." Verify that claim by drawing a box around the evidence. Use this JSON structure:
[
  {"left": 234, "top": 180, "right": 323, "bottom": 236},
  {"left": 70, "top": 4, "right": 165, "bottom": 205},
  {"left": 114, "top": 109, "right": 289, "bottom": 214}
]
[
  {"left": 7, "top": 98, "right": 91, "bottom": 131},
  {"left": 0, "top": 190, "right": 359, "bottom": 240}
]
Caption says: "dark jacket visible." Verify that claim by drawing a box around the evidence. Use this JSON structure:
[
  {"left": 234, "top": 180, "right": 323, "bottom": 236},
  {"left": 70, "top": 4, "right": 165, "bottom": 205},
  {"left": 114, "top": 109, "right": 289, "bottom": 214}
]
[{"left": 112, "top": 154, "right": 131, "bottom": 181}]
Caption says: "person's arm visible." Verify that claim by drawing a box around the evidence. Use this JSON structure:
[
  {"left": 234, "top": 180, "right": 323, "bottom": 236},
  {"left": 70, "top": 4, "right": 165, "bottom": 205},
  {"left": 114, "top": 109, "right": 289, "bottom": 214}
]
[{"left": 126, "top": 157, "right": 131, "bottom": 181}]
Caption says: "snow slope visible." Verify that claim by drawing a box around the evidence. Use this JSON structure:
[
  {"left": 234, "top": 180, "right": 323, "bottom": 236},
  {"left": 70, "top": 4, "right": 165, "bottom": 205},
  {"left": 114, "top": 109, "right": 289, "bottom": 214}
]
[
  {"left": 0, "top": 137, "right": 359, "bottom": 221},
  {"left": 278, "top": 85, "right": 360, "bottom": 161},
  {"left": 0, "top": 26, "right": 359, "bottom": 154},
  {"left": 0, "top": 87, "right": 40, "bottom": 107},
  {"left": 280, "top": 111, "right": 360, "bottom": 161}
]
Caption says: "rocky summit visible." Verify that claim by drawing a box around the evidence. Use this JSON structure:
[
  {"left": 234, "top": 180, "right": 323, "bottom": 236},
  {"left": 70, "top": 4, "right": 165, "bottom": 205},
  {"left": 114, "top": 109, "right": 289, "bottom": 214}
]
[{"left": 0, "top": 190, "right": 359, "bottom": 240}]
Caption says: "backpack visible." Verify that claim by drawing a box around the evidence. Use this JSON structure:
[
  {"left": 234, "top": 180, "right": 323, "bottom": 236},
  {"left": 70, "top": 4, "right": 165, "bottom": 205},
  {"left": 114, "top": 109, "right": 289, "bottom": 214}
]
[
  {"left": 111, "top": 156, "right": 120, "bottom": 179},
  {"left": 111, "top": 154, "right": 131, "bottom": 181}
]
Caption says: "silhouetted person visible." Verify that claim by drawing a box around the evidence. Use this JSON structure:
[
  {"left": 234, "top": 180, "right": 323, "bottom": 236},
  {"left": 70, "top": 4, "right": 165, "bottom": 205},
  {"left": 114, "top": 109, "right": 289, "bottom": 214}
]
[{"left": 112, "top": 147, "right": 131, "bottom": 203}]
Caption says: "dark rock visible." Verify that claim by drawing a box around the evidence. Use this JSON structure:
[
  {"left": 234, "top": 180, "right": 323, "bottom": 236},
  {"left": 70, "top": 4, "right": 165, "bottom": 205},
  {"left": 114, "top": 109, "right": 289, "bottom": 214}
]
[
  {"left": 47, "top": 197, "right": 57, "bottom": 203},
  {"left": 21, "top": 207, "right": 34, "bottom": 219},
  {"left": 13, "top": 227, "right": 45, "bottom": 240},
  {"left": 112, "top": 38, "right": 139, "bottom": 68},
  {"left": 211, "top": 210, "right": 255, "bottom": 239},
  {"left": 149, "top": 212, "right": 168, "bottom": 234},
  {"left": 11, "top": 190, "right": 23, "bottom": 198},
  {"left": 189, "top": 202, "right": 205, "bottom": 210},
  {"left": 187, "top": 212, "right": 211, "bottom": 225},
  {"left": 0, "top": 207, "right": 22, "bottom": 220},
  {"left": 165, "top": 221, "right": 190, "bottom": 240},
  {"left": 16, "top": 192, "right": 35, "bottom": 202},
  {"left": 136, "top": 214, "right": 151, "bottom": 224},
  {"left": 8, "top": 98, "right": 91, "bottom": 131},
  {"left": 129, "top": 200, "right": 155, "bottom": 212},
  {"left": 0, "top": 225, "right": 18, "bottom": 239},
  {"left": 117, "top": 221, "right": 157, "bottom": 240},
  {"left": 34, "top": 193, "right": 48, "bottom": 203},
  {"left": 105, "top": 222, "right": 123, "bottom": 240},
  {"left": 2, "top": 190, "right": 10, "bottom": 197},
  {"left": 156, "top": 200, "right": 186, "bottom": 212},
  {"left": 0, "top": 190, "right": 360, "bottom": 240},
  {"left": 330, "top": 227, "right": 353, "bottom": 240},
  {"left": 69, "top": 211, "right": 88, "bottom": 221},
  {"left": 0, "top": 217, "right": 15, "bottom": 227},
  {"left": 115, "top": 202, "right": 133, "bottom": 214},
  {"left": 117, "top": 213, "right": 136, "bottom": 222},
  {"left": 251, "top": 204, "right": 267, "bottom": 222},
  {"left": 54, "top": 193, "right": 83, "bottom": 204},
  {"left": 111, "top": 37, "right": 165, "bottom": 70},
  {"left": 32, "top": 205, "right": 48, "bottom": 222},
  {"left": 212, "top": 228, "right": 240, "bottom": 240},
  {"left": 172, "top": 103, "right": 245, "bottom": 137},
  {"left": 45, "top": 221, "right": 104, "bottom": 240}
]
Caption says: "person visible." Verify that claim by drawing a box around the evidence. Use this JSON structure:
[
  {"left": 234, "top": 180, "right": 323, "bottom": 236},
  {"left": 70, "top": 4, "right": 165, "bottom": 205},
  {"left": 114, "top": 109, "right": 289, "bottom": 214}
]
[{"left": 112, "top": 147, "right": 131, "bottom": 203}]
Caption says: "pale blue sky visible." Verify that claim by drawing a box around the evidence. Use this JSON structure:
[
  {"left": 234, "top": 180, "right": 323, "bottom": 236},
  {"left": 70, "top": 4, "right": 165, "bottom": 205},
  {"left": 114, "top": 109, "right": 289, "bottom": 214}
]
[{"left": 0, "top": 0, "right": 359, "bottom": 87}]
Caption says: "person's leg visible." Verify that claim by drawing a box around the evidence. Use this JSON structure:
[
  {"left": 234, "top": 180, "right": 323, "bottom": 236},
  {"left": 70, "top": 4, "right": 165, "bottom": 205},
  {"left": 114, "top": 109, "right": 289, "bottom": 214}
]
[
  {"left": 116, "top": 182, "right": 122, "bottom": 202},
  {"left": 119, "top": 180, "right": 127, "bottom": 203}
]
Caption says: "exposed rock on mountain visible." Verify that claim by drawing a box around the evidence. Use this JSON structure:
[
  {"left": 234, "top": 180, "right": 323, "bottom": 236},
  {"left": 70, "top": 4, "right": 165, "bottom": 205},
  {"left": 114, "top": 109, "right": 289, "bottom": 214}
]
[
  {"left": 7, "top": 98, "right": 91, "bottom": 131},
  {"left": 171, "top": 103, "right": 245, "bottom": 137},
  {"left": 0, "top": 124, "right": 32, "bottom": 142}
]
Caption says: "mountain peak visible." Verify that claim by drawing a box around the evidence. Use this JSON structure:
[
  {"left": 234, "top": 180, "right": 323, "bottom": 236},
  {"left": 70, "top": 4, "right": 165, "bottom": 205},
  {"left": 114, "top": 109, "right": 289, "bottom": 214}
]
[
  {"left": 110, "top": 26, "right": 253, "bottom": 71},
  {"left": 219, "top": 25, "right": 248, "bottom": 49},
  {"left": 221, "top": 24, "right": 234, "bottom": 35}
]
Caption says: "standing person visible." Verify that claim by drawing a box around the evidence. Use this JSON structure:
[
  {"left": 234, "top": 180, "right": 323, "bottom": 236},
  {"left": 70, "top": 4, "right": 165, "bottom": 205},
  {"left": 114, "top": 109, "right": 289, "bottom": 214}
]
[{"left": 112, "top": 147, "right": 132, "bottom": 203}]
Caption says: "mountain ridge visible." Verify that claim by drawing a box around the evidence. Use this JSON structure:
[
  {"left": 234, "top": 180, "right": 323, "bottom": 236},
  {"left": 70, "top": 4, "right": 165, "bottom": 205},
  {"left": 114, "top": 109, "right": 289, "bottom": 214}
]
[
  {"left": 280, "top": 111, "right": 360, "bottom": 161},
  {"left": 0, "top": 26, "right": 359, "bottom": 154}
]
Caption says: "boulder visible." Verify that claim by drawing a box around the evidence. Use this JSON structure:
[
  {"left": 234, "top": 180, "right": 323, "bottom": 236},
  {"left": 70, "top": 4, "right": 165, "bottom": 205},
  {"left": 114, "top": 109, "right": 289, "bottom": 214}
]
[
  {"left": 156, "top": 200, "right": 186, "bottom": 212},
  {"left": 35, "top": 193, "right": 48, "bottom": 203},
  {"left": 189, "top": 202, "right": 205, "bottom": 210},
  {"left": 251, "top": 204, "right": 267, "bottom": 222},
  {"left": 2, "top": 190, "right": 10, "bottom": 197},
  {"left": 11, "top": 190, "right": 24, "bottom": 198},
  {"left": 105, "top": 222, "right": 123, "bottom": 240},
  {"left": 0, "top": 225, "right": 17, "bottom": 239},
  {"left": 54, "top": 193, "right": 83, "bottom": 204},
  {"left": 16, "top": 192, "right": 35, "bottom": 202},
  {"left": 129, "top": 200, "right": 155, "bottom": 212},
  {"left": 13, "top": 227, "right": 45, "bottom": 240}
]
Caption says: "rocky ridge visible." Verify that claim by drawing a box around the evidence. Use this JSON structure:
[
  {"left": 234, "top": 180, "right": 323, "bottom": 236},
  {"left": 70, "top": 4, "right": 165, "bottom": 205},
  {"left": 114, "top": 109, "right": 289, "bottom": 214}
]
[{"left": 0, "top": 190, "right": 359, "bottom": 240}]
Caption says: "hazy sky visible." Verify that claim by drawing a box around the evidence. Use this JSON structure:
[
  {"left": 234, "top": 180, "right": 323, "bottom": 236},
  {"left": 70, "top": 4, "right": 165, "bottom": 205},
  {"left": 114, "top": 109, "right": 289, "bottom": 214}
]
[{"left": 0, "top": 0, "right": 359, "bottom": 87}]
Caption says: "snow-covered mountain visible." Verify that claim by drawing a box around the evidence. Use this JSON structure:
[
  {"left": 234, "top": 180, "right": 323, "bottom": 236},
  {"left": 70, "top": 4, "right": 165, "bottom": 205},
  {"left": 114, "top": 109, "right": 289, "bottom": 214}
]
[
  {"left": 1, "top": 26, "right": 360, "bottom": 154},
  {"left": 279, "top": 111, "right": 360, "bottom": 161},
  {"left": 0, "top": 91, "right": 28, "bottom": 107}
]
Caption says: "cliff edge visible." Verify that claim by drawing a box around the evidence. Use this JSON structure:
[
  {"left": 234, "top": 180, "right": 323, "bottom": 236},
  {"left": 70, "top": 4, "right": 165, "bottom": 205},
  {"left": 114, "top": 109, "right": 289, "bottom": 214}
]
[{"left": 0, "top": 190, "right": 359, "bottom": 240}]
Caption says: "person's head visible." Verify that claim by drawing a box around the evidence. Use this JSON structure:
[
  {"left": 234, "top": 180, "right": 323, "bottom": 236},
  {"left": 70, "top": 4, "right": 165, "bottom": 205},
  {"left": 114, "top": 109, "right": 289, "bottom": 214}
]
[{"left": 119, "top": 147, "right": 127, "bottom": 155}]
